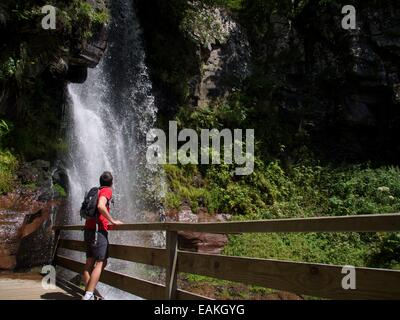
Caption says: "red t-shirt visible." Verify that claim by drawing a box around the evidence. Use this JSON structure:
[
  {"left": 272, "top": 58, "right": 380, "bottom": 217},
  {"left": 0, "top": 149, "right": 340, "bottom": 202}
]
[{"left": 84, "top": 187, "right": 112, "bottom": 231}]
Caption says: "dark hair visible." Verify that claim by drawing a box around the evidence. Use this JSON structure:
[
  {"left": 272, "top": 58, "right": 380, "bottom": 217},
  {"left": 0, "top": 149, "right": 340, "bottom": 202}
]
[{"left": 100, "top": 171, "right": 113, "bottom": 187}]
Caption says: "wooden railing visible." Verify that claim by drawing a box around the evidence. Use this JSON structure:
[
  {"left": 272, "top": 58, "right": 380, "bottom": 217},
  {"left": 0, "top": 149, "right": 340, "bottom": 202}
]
[{"left": 53, "top": 213, "right": 400, "bottom": 300}]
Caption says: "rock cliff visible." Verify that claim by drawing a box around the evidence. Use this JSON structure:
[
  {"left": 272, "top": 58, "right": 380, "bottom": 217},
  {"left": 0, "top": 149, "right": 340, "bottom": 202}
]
[
  {"left": 0, "top": 0, "right": 108, "bottom": 270},
  {"left": 137, "top": 0, "right": 400, "bottom": 163}
]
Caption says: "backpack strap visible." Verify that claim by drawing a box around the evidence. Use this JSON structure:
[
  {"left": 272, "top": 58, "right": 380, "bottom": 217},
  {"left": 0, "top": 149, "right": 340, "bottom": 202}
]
[{"left": 94, "top": 188, "right": 101, "bottom": 243}]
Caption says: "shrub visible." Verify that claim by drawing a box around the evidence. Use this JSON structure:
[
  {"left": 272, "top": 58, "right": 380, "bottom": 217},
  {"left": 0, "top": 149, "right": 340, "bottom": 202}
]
[
  {"left": 180, "top": 1, "right": 231, "bottom": 49},
  {"left": 0, "top": 57, "right": 21, "bottom": 80},
  {"left": 0, "top": 150, "right": 18, "bottom": 194},
  {"left": 163, "top": 159, "right": 400, "bottom": 269},
  {"left": 53, "top": 183, "right": 67, "bottom": 198}
]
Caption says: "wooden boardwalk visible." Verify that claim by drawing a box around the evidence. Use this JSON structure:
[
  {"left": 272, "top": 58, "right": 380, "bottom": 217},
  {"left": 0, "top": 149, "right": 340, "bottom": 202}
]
[
  {"left": 1, "top": 213, "right": 399, "bottom": 300},
  {"left": 54, "top": 214, "right": 400, "bottom": 300},
  {"left": 0, "top": 273, "right": 81, "bottom": 300}
]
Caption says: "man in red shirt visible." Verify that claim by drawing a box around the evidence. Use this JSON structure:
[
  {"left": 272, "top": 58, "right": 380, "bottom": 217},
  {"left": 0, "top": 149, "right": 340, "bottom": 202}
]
[{"left": 82, "top": 171, "right": 123, "bottom": 300}]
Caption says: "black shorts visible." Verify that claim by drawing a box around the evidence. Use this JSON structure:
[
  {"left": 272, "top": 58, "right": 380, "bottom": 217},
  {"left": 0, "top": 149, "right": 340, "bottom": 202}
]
[{"left": 84, "top": 229, "right": 109, "bottom": 261}]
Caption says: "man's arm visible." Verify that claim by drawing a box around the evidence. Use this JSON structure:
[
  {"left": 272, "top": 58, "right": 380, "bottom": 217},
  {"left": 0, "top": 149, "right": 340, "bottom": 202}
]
[{"left": 97, "top": 196, "right": 123, "bottom": 225}]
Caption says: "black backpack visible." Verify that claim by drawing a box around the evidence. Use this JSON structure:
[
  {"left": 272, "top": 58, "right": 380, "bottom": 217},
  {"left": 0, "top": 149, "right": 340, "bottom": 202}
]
[{"left": 80, "top": 187, "right": 99, "bottom": 220}]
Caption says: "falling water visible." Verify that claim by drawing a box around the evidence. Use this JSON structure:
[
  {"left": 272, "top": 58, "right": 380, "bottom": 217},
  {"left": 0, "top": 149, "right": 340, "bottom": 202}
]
[{"left": 64, "top": 0, "right": 164, "bottom": 299}]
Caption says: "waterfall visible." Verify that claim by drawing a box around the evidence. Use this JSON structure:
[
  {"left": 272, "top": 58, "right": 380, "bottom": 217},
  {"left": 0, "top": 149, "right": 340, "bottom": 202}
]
[{"left": 64, "top": 0, "right": 164, "bottom": 299}]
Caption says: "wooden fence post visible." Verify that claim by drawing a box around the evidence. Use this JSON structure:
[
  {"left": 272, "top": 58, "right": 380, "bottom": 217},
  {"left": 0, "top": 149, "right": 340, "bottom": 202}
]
[
  {"left": 51, "top": 229, "right": 61, "bottom": 266},
  {"left": 165, "top": 230, "right": 178, "bottom": 300}
]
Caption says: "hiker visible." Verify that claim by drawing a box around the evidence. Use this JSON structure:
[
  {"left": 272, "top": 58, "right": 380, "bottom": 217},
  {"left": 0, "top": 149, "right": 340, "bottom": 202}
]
[{"left": 81, "top": 171, "right": 123, "bottom": 300}]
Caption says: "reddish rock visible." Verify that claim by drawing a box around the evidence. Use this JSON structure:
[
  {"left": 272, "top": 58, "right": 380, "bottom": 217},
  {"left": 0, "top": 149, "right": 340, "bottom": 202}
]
[
  {"left": 178, "top": 231, "right": 229, "bottom": 254},
  {"left": 0, "top": 160, "right": 69, "bottom": 270},
  {"left": 165, "top": 208, "right": 179, "bottom": 221},
  {"left": 0, "top": 192, "right": 65, "bottom": 270},
  {"left": 166, "top": 205, "right": 229, "bottom": 254},
  {"left": 0, "top": 210, "right": 25, "bottom": 270}
]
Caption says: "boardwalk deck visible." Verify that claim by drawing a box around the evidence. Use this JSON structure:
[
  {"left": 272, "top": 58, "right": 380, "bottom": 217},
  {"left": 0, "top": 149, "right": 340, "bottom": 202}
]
[
  {"left": 1, "top": 214, "right": 399, "bottom": 300},
  {"left": 0, "top": 273, "right": 81, "bottom": 300}
]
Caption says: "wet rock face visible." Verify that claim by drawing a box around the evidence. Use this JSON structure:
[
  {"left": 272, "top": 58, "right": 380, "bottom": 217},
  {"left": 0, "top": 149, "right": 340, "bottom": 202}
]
[
  {"left": 48, "top": 4, "right": 108, "bottom": 84},
  {"left": 137, "top": 0, "right": 251, "bottom": 112},
  {"left": 0, "top": 210, "right": 26, "bottom": 270},
  {"left": 256, "top": 0, "right": 400, "bottom": 162},
  {"left": 189, "top": 6, "right": 251, "bottom": 107},
  {"left": 0, "top": 1, "right": 109, "bottom": 161},
  {"left": 0, "top": 196, "right": 55, "bottom": 270},
  {"left": 0, "top": 161, "right": 67, "bottom": 270},
  {"left": 68, "top": 21, "right": 109, "bottom": 77},
  {"left": 166, "top": 206, "right": 229, "bottom": 254},
  {"left": 139, "top": 0, "right": 400, "bottom": 162}
]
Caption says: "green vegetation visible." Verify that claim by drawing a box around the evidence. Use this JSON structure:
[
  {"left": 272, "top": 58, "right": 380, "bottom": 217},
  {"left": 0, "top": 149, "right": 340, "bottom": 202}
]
[
  {"left": 69, "top": 0, "right": 109, "bottom": 39},
  {"left": 53, "top": 183, "right": 67, "bottom": 198},
  {"left": 74, "top": 0, "right": 109, "bottom": 25},
  {"left": 0, "top": 150, "right": 18, "bottom": 194},
  {"left": 0, "top": 119, "right": 11, "bottom": 140},
  {"left": 181, "top": 272, "right": 275, "bottom": 299},
  {"left": 180, "top": 2, "right": 231, "bottom": 48},
  {"left": 0, "top": 0, "right": 109, "bottom": 160},
  {"left": 202, "top": 0, "right": 245, "bottom": 11},
  {"left": 0, "top": 119, "right": 18, "bottom": 193},
  {"left": 1, "top": 0, "right": 398, "bottom": 297},
  {"left": 23, "top": 182, "right": 38, "bottom": 191},
  {"left": 165, "top": 156, "right": 400, "bottom": 216},
  {"left": 0, "top": 57, "right": 21, "bottom": 80},
  {"left": 9, "top": 0, "right": 109, "bottom": 35},
  {"left": 173, "top": 89, "right": 400, "bottom": 266},
  {"left": 165, "top": 159, "right": 400, "bottom": 269},
  {"left": 155, "top": 1, "right": 400, "bottom": 274},
  {"left": 0, "top": 0, "right": 110, "bottom": 199},
  {"left": 0, "top": 121, "right": 17, "bottom": 194}
]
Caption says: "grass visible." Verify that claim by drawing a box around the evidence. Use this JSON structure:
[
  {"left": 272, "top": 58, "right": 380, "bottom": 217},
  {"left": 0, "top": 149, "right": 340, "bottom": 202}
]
[
  {"left": 180, "top": 273, "right": 275, "bottom": 300},
  {"left": 202, "top": 0, "right": 245, "bottom": 11},
  {"left": 0, "top": 150, "right": 18, "bottom": 194},
  {"left": 165, "top": 160, "right": 400, "bottom": 217},
  {"left": 164, "top": 160, "right": 400, "bottom": 271},
  {"left": 53, "top": 183, "right": 67, "bottom": 198},
  {"left": 171, "top": 160, "right": 400, "bottom": 298},
  {"left": 223, "top": 232, "right": 375, "bottom": 267}
]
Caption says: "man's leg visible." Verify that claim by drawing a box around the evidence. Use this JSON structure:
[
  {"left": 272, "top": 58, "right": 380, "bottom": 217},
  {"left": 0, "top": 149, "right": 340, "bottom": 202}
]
[
  {"left": 83, "top": 231, "right": 108, "bottom": 300},
  {"left": 83, "top": 257, "right": 95, "bottom": 286},
  {"left": 85, "top": 259, "right": 107, "bottom": 293}
]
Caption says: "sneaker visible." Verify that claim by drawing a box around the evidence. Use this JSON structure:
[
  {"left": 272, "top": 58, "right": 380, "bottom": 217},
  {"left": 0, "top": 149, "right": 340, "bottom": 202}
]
[{"left": 82, "top": 292, "right": 95, "bottom": 300}]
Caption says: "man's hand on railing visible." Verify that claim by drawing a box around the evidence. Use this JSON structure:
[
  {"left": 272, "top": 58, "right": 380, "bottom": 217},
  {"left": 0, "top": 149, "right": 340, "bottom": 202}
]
[{"left": 111, "top": 219, "right": 124, "bottom": 225}]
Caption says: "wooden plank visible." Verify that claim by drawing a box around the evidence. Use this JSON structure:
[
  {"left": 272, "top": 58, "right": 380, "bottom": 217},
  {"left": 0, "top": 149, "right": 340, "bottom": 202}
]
[
  {"left": 177, "top": 251, "right": 400, "bottom": 300},
  {"left": 55, "top": 254, "right": 211, "bottom": 300},
  {"left": 55, "top": 255, "right": 165, "bottom": 300},
  {"left": 53, "top": 213, "right": 400, "bottom": 233},
  {"left": 176, "top": 289, "right": 213, "bottom": 300},
  {"left": 109, "top": 244, "right": 167, "bottom": 268},
  {"left": 54, "top": 226, "right": 85, "bottom": 231},
  {"left": 51, "top": 229, "right": 61, "bottom": 266},
  {"left": 56, "top": 277, "right": 102, "bottom": 300},
  {"left": 165, "top": 231, "right": 178, "bottom": 300},
  {"left": 58, "top": 239, "right": 86, "bottom": 252},
  {"left": 0, "top": 277, "right": 77, "bottom": 300},
  {"left": 0, "top": 284, "right": 46, "bottom": 290},
  {"left": 58, "top": 239, "right": 167, "bottom": 267},
  {"left": 56, "top": 277, "right": 85, "bottom": 296}
]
